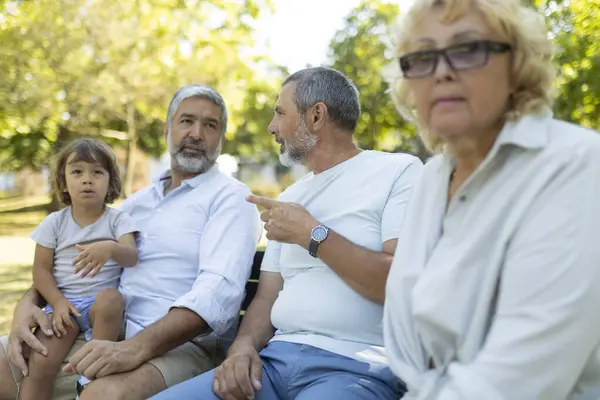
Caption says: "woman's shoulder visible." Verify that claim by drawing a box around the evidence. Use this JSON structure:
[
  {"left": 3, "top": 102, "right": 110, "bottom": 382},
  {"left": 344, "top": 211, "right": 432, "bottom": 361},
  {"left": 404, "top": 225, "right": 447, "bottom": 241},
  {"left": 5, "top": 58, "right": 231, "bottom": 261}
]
[
  {"left": 547, "top": 118, "right": 600, "bottom": 147},
  {"left": 543, "top": 118, "right": 600, "bottom": 165}
]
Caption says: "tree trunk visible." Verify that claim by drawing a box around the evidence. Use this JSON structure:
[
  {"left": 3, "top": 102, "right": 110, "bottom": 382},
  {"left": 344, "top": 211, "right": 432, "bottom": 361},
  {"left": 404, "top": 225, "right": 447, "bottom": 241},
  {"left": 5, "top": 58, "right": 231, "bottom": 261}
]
[{"left": 123, "top": 102, "right": 137, "bottom": 198}]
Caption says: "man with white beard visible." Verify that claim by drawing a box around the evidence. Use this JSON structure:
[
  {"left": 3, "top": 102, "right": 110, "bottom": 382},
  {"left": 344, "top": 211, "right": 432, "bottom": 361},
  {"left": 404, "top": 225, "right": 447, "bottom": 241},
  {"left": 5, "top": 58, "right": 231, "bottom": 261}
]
[
  {"left": 0, "top": 84, "right": 261, "bottom": 400},
  {"left": 152, "top": 67, "right": 423, "bottom": 400}
]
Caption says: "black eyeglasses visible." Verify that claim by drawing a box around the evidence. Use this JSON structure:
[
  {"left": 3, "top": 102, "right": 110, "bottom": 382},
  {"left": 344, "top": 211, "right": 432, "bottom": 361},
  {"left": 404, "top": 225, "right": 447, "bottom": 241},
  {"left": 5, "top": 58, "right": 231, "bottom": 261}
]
[{"left": 399, "top": 40, "right": 512, "bottom": 79}]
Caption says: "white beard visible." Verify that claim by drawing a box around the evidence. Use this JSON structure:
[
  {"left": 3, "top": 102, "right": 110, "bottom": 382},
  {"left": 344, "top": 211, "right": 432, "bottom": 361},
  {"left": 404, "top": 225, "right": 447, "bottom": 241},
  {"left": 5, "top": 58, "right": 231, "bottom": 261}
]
[
  {"left": 167, "top": 132, "right": 221, "bottom": 174},
  {"left": 279, "top": 119, "right": 318, "bottom": 167}
]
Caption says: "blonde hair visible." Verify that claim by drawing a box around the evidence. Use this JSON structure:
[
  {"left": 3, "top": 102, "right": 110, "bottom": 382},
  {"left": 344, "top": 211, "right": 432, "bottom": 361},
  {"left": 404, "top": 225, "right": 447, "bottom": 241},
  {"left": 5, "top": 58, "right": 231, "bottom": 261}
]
[{"left": 387, "top": 0, "right": 556, "bottom": 153}]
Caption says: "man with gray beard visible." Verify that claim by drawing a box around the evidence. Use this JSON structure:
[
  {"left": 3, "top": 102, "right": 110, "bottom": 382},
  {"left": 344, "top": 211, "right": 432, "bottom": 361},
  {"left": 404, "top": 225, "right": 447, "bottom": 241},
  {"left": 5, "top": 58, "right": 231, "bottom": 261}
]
[
  {"left": 153, "top": 67, "right": 423, "bottom": 400},
  {"left": 0, "top": 84, "right": 261, "bottom": 400}
]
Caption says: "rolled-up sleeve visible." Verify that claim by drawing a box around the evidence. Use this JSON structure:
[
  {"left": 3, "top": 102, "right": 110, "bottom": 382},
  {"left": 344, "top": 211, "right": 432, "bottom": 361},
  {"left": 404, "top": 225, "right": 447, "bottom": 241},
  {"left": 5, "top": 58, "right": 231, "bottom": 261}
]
[
  {"left": 432, "top": 148, "right": 600, "bottom": 399},
  {"left": 171, "top": 186, "right": 261, "bottom": 336}
]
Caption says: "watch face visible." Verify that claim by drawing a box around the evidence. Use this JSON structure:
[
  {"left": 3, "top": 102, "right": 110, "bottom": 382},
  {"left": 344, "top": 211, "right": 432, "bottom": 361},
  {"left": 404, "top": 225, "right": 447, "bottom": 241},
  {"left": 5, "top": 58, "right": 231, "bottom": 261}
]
[{"left": 311, "top": 226, "right": 328, "bottom": 241}]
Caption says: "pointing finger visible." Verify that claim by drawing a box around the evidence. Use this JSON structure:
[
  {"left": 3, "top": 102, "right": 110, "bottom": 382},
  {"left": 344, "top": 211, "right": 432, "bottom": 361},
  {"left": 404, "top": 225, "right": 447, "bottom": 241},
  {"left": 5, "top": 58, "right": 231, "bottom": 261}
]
[{"left": 246, "top": 195, "right": 282, "bottom": 210}]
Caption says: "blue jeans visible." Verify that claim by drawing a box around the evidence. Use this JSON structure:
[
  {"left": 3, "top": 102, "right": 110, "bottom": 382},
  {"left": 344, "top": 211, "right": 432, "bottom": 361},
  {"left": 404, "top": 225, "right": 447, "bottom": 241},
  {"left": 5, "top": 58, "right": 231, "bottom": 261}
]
[{"left": 151, "top": 341, "right": 405, "bottom": 399}]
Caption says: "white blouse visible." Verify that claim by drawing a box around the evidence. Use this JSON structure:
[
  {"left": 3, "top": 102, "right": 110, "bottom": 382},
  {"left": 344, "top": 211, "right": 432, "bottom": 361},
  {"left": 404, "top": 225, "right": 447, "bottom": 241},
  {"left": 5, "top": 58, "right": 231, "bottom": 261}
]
[{"left": 384, "top": 112, "right": 600, "bottom": 400}]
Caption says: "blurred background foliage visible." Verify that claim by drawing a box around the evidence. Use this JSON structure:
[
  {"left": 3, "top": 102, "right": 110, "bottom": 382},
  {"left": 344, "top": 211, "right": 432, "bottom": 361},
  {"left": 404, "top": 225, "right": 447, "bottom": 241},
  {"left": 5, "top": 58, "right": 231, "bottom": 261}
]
[{"left": 0, "top": 0, "right": 597, "bottom": 197}]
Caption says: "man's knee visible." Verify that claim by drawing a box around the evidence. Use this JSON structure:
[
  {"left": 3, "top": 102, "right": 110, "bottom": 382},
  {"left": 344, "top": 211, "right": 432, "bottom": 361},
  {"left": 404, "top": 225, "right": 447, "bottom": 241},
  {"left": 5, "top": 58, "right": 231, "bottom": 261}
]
[
  {"left": 79, "top": 379, "right": 127, "bottom": 400},
  {"left": 149, "top": 369, "right": 217, "bottom": 400},
  {"left": 80, "top": 363, "right": 167, "bottom": 400},
  {"left": 0, "top": 344, "right": 18, "bottom": 400}
]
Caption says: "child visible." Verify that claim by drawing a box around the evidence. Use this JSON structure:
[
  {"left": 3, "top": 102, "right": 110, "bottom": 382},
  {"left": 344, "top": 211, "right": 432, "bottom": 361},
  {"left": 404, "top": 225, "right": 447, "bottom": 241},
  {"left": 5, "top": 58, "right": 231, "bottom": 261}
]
[{"left": 18, "top": 138, "right": 138, "bottom": 400}]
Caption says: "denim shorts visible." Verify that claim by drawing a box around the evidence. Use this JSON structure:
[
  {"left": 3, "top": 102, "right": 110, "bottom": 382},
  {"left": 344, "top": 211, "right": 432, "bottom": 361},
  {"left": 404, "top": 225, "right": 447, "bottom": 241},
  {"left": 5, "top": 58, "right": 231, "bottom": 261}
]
[{"left": 45, "top": 296, "right": 96, "bottom": 341}]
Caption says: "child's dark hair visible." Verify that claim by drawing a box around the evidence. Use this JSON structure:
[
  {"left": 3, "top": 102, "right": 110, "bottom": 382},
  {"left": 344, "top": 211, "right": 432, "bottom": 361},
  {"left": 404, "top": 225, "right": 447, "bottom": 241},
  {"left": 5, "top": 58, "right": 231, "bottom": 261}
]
[{"left": 51, "top": 138, "right": 122, "bottom": 205}]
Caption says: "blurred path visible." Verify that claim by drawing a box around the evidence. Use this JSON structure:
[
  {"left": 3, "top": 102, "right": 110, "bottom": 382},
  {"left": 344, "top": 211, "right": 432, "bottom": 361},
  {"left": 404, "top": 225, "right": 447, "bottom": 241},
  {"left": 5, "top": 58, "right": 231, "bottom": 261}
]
[{"left": 0, "top": 236, "right": 35, "bottom": 265}]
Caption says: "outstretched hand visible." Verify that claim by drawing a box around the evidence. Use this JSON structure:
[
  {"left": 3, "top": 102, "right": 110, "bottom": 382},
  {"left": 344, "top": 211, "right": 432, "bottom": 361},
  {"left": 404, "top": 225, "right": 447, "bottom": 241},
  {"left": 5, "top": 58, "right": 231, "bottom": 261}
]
[{"left": 246, "top": 195, "right": 318, "bottom": 247}]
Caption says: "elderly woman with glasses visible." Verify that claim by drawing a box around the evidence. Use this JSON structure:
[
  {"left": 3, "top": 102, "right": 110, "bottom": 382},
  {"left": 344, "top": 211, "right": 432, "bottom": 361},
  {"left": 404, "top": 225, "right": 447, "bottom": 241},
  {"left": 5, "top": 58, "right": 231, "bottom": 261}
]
[{"left": 383, "top": 0, "right": 600, "bottom": 399}]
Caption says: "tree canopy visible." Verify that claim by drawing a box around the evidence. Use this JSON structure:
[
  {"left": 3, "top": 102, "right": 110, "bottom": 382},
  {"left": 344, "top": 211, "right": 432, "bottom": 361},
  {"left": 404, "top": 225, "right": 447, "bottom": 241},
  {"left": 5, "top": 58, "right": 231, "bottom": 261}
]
[
  {"left": 0, "top": 0, "right": 597, "bottom": 178},
  {"left": 0, "top": 0, "right": 275, "bottom": 178}
]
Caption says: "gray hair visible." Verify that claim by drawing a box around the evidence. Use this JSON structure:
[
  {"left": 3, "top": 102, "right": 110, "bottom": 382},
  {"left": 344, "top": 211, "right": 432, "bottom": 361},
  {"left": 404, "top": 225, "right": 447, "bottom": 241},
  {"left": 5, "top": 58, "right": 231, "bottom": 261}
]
[
  {"left": 283, "top": 67, "right": 360, "bottom": 132},
  {"left": 166, "top": 84, "right": 228, "bottom": 135}
]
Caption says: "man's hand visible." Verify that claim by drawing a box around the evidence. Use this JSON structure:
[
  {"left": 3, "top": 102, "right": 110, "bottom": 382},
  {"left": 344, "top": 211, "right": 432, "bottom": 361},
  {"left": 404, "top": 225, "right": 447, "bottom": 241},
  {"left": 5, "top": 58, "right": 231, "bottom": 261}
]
[
  {"left": 73, "top": 241, "right": 115, "bottom": 277},
  {"left": 213, "top": 342, "right": 263, "bottom": 400},
  {"left": 246, "top": 195, "right": 318, "bottom": 248},
  {"left": 51, "top": 298, "right": 80, "bottom": 337},
  {"left": 63, "top": 340, "right": 144, "bottom": 379},
  {"left": 7, "top": 303, "right": 53, "bottom": 377}
]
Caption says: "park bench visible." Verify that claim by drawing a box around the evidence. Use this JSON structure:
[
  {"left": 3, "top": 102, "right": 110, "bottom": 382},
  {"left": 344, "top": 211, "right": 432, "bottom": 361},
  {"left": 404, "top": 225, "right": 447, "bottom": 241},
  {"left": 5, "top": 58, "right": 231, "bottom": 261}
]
[{"left": 239, "top": 250, "right": 264, "bottom": 323}]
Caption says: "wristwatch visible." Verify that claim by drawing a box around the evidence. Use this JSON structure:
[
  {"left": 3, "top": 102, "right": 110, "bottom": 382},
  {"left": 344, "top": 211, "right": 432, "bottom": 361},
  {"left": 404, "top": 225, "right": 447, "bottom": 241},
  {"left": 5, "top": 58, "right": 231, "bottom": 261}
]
[{"left": 309, "top": 225, "right": 329, "bottom": 258}]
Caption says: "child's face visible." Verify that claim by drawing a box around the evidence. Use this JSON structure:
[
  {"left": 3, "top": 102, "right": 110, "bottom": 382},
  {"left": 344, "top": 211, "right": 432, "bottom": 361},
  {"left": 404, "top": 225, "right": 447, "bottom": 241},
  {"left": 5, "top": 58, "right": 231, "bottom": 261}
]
[{"left": 64, "top": 153, "right": 110, "bottom": 207}]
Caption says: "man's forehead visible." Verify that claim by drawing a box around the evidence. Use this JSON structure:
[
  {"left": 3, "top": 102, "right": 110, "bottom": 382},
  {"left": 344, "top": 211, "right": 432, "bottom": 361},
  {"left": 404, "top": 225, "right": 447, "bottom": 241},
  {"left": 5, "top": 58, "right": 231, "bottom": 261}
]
[
  {"left": 276, "top": 83, "right": 296, "bottom": 109},
  {"left": 176, "top": 97, "right": 221, "bottom": 118},
  {"left": 279, "top": 82, "right": 295, "bottom": 100}
]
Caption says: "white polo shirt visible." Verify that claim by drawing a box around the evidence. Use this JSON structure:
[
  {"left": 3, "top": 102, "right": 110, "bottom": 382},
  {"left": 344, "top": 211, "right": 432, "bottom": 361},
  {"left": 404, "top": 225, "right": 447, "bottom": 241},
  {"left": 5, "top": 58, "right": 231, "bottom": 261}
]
[
  {"left": 384, "top": 112, "right": 600, "bottom": 399},
  {"left": 261, "top": 150, "right": 423, "bottom": 365}
]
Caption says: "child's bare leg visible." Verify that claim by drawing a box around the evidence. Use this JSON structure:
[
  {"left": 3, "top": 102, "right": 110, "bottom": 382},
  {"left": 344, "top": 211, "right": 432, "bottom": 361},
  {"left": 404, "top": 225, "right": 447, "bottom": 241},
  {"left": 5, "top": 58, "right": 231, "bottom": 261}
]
[
  {"left": 88, "top": 288, "right": 125, "bottom": 341},
  {"left": 17, "top": 315, "right": 78, "bottom": 400}
]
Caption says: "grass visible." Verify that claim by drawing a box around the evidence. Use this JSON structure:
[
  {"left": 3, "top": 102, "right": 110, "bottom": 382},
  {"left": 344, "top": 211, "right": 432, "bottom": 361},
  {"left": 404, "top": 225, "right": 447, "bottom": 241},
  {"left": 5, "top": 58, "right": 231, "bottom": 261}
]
[
  {"left": 0, "top": 264, "right": 31, "bottom": 336},
  {"left": 0, "top": 195, "right": 48, "bottom": 237},
  {"left": 0, "top": 195, "right": 46, "bottom": 336}
]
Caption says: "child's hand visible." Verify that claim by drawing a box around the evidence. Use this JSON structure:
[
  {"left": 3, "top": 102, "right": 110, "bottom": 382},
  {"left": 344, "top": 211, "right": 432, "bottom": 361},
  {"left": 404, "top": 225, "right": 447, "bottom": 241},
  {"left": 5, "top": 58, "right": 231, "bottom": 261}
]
[
  {"left": 52, "top": 298, "right": 80, "bottom": 337},
  {"left": 73, "top": 241, "right": 115, "bottom": 277}
]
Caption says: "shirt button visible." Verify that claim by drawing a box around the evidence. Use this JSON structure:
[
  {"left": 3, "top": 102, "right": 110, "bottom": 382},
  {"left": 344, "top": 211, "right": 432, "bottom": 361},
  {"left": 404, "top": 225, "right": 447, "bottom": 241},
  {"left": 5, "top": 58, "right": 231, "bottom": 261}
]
[
  {"left": 156, "top": 208, "right": 162, "bottom": 213},
  {"left": 459, "top": 195, "right": 467, "bottom": 202}
]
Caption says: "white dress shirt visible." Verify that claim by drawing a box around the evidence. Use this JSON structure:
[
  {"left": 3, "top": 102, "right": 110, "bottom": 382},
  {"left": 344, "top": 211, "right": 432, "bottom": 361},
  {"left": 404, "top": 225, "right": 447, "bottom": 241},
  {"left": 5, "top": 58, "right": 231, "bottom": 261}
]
[
  {"left": 118, "top": 165, "right": 261, "bottom": 345},
  {"left": 384, "top": 112, "right": 600, "bottom": 399}
]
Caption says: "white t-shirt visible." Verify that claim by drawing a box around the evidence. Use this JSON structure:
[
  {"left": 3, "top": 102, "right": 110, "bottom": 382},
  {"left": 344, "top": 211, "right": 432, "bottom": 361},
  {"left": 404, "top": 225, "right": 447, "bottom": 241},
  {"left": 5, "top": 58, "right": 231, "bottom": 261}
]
[
  {"left": 261, "top": 150, "right": 422, "bottom": 365},
  {"left": 31, "top": 206, "right": 137, "bottom": 299}
]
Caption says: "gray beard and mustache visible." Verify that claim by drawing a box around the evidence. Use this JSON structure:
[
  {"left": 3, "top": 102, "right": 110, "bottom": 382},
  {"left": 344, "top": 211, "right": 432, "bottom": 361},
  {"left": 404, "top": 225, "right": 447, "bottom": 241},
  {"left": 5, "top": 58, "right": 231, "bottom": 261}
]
[
  {"left": 168, "top": 134, "right": 221, "bottom": 174},
  {"left": 279, "top": 118, "right": 318, "bottom": 167}
]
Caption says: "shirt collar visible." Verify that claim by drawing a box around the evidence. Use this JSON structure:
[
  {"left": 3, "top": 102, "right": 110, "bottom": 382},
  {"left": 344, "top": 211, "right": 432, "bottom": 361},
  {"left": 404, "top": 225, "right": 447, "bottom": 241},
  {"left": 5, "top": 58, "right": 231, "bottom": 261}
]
[
  {"left": 152, "top": 163, "right": 220, "bottom": 194},
  {"left": 438, "top": 110, "right": 554, "bottom": 172},
  {"left": 494, "top": 110, "right": 553, "bottom": 150}
]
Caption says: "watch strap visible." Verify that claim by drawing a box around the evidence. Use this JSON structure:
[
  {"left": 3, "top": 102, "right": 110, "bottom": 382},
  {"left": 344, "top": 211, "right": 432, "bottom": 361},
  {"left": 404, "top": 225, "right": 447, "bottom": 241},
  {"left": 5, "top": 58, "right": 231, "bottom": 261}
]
[{"left": 309, "top": 237, "right": 319, "bottom": 257}]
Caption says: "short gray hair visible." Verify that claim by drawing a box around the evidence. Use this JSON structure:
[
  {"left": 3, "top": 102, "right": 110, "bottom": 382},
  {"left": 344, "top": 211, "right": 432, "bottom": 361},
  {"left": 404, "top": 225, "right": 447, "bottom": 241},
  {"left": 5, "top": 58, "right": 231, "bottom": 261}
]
[
  {"left": 166, "top": 84, "right": 228, "bottom": 135},
  {"left": 283, "top": 67, "right": 360, "bottom": 132}
]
